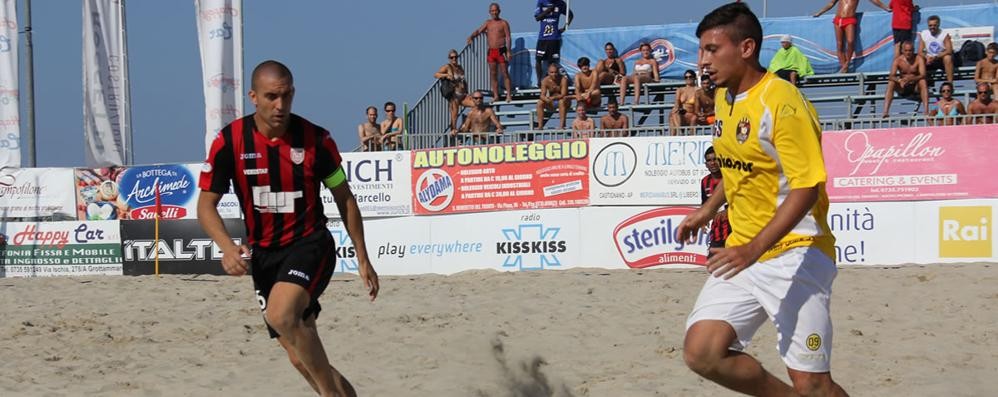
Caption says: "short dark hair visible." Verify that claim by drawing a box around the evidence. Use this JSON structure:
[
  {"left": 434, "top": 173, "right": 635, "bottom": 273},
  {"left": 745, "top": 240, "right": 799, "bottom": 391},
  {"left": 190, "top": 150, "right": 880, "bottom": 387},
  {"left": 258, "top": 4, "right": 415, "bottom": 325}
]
[
  {"left": 928, "top": 15, "right": 940, "bottom": 23},
  {"left": 696, "top": 2, "right": 763, "bottom": 57},
  {"left": 606, "top": 99, "right": 619, "bottom": 107},
  {"left": 704, "top": 146, "right": 715, "bottom": 159},
  {"left": 366, "top": 106, "right": 377, "bottom": 113},
  {"left": 251, "top": 60, "right": 293, "bottom": 90},
  {"left": 988, "top": 42, "right": 998, "bottom": 52},
  {"left": 684, "top": 69, "right": 696, "bottom": 78},
  {"left": 577, "top": 57, "right": 590, "bottom": 67},
  {"left": 384, "top": 101, "right": 396, "bottom": 110},
  {"left": 939, "top": 81, "right": 954, "bottom": 92},
  {"left": 604, "top": 42, "right": 616, "bottom": 49}
]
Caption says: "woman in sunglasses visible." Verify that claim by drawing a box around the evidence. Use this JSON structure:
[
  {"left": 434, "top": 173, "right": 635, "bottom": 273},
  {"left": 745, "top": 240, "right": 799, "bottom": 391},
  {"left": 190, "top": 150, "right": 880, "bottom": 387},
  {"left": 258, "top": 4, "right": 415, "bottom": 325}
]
[
  {"left": 670, "top": 69, "right": 700, "bottom": 134},
  {"left": 929, "top": 81, "right": 966, "bottom": 126},
  {"left": 434, "top": 49, "right": 476, "bottom": 132}
]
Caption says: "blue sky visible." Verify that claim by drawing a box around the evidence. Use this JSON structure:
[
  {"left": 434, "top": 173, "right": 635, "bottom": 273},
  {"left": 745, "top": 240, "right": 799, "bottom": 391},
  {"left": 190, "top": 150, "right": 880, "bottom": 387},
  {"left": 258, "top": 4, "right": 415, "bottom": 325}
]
[{"left": 14, "top": 0, "right": 970, "bottom": 167}]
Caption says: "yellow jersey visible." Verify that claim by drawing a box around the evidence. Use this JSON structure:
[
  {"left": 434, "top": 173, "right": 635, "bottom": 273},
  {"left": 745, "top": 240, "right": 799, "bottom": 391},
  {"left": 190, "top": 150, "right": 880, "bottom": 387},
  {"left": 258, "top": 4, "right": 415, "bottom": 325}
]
[{"left": 712, "top": 72, "right": 835, "bottom": 262}]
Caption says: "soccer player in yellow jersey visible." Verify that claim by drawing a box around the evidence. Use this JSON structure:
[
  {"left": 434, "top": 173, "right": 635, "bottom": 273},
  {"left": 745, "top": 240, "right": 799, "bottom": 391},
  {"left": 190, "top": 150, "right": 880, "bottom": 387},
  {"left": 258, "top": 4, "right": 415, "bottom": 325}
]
[{"left": 676, "top": 3, "right": 846, "bottom": 396}]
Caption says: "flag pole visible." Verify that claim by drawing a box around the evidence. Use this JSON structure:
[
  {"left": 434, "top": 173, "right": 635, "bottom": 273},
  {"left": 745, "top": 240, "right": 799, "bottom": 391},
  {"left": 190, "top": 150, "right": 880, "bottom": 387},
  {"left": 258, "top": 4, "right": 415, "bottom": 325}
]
[{"left": 154, "top": 182, "right": 161, "bottom": 277}]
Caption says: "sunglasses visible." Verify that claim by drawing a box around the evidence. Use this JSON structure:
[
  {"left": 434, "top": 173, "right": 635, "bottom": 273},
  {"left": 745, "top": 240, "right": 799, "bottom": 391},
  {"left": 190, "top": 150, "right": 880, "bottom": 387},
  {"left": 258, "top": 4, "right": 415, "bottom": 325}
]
[
  {"left": 472, "top": 96, "right": 483, "bottom": 100},
  {"left": 941, "top": 89, "right": 953, "bottom": 93},
  {"left": 385, "top": 109, "right": 395, "bottom": 112},
  {"left": 979, "top": 91, "right": 991, "bottom": 95},
  {"left": 449, "top": 55, "right": 458, "bottom": 59},
  {"left": 685, "top": 75, "right": 695, "bottom": 79}
]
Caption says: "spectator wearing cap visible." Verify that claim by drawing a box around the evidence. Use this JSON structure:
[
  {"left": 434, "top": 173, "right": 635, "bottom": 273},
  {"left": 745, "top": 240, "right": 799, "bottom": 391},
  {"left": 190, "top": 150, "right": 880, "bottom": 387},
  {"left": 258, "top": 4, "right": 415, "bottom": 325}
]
[{"left": 767, "top": 35, "right": 814, "bottom": 85}]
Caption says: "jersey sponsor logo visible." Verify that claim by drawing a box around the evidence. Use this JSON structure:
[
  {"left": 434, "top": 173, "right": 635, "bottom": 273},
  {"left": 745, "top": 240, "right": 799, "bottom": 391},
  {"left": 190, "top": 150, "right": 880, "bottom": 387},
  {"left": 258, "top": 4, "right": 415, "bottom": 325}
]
[
  {"left": 239, "top": 153, "right": 261, "bottom": 160},
  {"left": 243, "top": 168, "right": 267, "bottom": 175},
  {"left": 613, "top": 207, "right": 709, "bottom": 268},
  {"left": 252, "top": 185, "right": 303, "bottom": 213},
  {"left": 712, "top": 119, "right": 723, "bottom": 138},
  {"left": 290, "top": 148, "right": 305, "bottom": 165},
  {"left": 592, "top": 142, "right": 636, "bottom": 187},
  {"left": 716, "top": 154, "right": 754, "bottom": 173},
  {"left": 414, "top": 169, "right": 454, "bottom": 212},
  {"left": 736, "top": 117, "right": 751, "bottom": 144},
  {"left": 939, "top": 206, "right": 991, "bottom": 258}
]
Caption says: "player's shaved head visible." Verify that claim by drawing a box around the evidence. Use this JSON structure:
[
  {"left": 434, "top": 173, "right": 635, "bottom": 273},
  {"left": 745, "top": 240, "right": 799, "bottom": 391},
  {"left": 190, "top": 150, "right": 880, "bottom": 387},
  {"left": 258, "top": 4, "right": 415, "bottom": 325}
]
[{"left": 251, "top": 60, "right": 293, "bottom": 90}]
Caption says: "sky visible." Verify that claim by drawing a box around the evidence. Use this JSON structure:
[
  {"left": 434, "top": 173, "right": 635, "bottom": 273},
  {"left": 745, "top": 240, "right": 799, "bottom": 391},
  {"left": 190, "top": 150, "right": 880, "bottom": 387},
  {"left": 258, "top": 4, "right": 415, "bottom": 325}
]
[{"left": 11, "top": 0, "right": 976, "bottom": 167}]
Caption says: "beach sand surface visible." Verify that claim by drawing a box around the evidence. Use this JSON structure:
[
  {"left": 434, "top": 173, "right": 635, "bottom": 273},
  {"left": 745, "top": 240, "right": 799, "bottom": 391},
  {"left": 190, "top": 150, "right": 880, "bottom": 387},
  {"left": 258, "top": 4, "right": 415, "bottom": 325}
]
[{"left": 1, "top": 264, "right": 996, "bottom": 396}]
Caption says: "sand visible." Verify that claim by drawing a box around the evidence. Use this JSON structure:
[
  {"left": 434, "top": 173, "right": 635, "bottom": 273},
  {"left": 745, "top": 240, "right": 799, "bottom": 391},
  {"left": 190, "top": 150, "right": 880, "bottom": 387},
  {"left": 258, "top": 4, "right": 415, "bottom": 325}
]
[{"left": 1, "top": 263, "right": 996, "bottom": 396}]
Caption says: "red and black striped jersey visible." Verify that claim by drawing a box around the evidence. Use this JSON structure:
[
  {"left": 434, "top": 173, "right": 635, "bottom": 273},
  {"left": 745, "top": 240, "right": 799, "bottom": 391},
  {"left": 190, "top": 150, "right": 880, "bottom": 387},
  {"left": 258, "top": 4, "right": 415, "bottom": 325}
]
[
  {"left": 701, "top": 173, "right": 731, "bottom": 245},
  {"left": 199, "top": 114, "right": 345, "bottom": 249}
]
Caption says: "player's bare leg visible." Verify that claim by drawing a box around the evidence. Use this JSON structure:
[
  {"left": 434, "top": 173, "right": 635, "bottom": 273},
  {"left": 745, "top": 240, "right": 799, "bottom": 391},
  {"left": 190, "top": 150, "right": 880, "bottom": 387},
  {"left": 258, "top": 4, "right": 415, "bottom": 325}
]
[{"left": 684, "top": 320, "right": 795, "bottom": 396}]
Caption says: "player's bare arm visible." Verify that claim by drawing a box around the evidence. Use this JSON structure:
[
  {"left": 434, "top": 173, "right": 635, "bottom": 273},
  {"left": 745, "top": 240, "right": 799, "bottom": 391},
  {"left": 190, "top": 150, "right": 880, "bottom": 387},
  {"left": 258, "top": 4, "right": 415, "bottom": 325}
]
[
  {"left": 676, "top": 179, "right": 727, "bottom": 244},
  {"left": 329, "top": 183, "right": 379, "bottom": 301},
  {"left": 197, "top": 191, "right": 249, "bottom": 275},
  {"left": 813, "top": 0, "right": 838, "bottom": 17},
  {"left": 706, "top": 185, "right": 819, "bottom": 279}
]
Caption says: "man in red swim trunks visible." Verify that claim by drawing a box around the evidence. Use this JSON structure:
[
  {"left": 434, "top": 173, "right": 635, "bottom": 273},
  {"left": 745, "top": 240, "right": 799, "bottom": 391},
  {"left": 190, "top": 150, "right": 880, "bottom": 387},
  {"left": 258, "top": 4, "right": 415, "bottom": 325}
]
[
  {"left": 468, "top": 3, "right": 513, "bottom": 102},
  {"left": 814, "top": 0, "right": 891, "bottom": 73}
]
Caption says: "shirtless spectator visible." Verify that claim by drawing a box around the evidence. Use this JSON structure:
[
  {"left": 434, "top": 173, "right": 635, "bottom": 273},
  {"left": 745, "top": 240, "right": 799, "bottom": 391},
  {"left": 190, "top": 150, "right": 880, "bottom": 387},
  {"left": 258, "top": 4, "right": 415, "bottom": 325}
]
[
  {"left": 435, "top": 49, "right": 475, "bottom": 133},
  {"left": 600, "top": 100, "right": 630, "bottom": 138},
  {"left": 974, "top": 43, "right": 998, "bottom": 94},
  {"left": 619, "top": 42, "right": 660, "bottom": 105},
  {"left": 458, "top": 91, "right": 504, "bottom": 145},
  {"left": 380, "top": 101, "right": 403, "bottom": 150},
  {"left": 670, "top": 69, "right": 699, "bottom": 134},
  {"left": 357, "top": 106, "right": 382, "bottom": 151},
  {"left": 919, "top": 15, "right": 954, "bottom": 83},
  {"left": 536, "top": 63, "right": 570, "bottom": 130},
  {"left": 968, "top": 82, "right": 998, "bottom": 124},
  {"left": 571, "top": 104, "right": 597, "bottom": 139},
  {"left": 883, "top": 41, "right": 929, "bottom": 117},
  {"left": 814, "top": 0, "right": 891, "bottom": 73},
  {"left": 695, "top": 75, "right": 716, "bottom": 126},
  {"left": 929, "top": 81, "right": 965, "bottom": 126},
  {"left": 596, "top": 42, "right": 626, "bottom": 85},
  {"left": 468, "top": 3, "right": 513, "bottom": 102},
  {"left": 574, "top": 57, "right": 602, "bottom": 110}
]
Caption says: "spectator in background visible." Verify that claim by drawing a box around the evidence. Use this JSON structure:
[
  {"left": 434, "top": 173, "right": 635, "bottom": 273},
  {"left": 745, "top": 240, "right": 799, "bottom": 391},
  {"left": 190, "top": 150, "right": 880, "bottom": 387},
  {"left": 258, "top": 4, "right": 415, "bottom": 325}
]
[
  {"left": 695, "top": 75, "right": 716, "bottom": 126},
  {"left": 434, "top": 49, "right": 475, "bottom": 133},
  {"left": 458, "top": 90, "right": 504, "bottom": 145},
  {"left": 813, "top": 0, "right": 891, "bottom": 72},
  {"left": 357, "top": 106, "right": 382, "bottom": 152},
  {"left": 619, "top": 42, "right": 660, "bottom": 106},
  {"left": 600, "top": 100, "right": 629, "bottom": 137},
  {"left": 574, "top": 57, "right": 602, "bottom": 110},
  {"left": 700, "top": 147, "right": 730, "bottom": 255},
  {"left": 889, "top": 0, "right": 919, "bottom": 57},
  {"left": 380, "top": 101, "right": 403, "bottom": 151},
  {"left": 919, "top": 15, "right": 954, "bottom": 83},
  {"left": 534, "top": 0, "right": 573, "bottom": 86},
  {"left": 571, "top": 103, "right": 596, "bottom": 138},
  {"left": 468, "top": 3, "right": 513, "bottom": 103},
  {"left": 596, "top": 42, "right": 627, "bottom": 85},
  {"left": 974, "top": 43, "right": 998, "bottom": 94},
  {"left": 536, "top": 63, "right": 570, "bottom": 130},
  {"left": 968, "top": 82, "right": 998, "bottom": 124},
  {"left": 767, "top": 35, "right": 814, "bottom": 85},
  {"left": 883, "top": 41, "right": 929, "bottom": 117},
  {"left": 670, "top": 69, "right": 699, "bottom": 134},
  {"left": 929, "top": 81, "right": 965, "bottom": 126}
]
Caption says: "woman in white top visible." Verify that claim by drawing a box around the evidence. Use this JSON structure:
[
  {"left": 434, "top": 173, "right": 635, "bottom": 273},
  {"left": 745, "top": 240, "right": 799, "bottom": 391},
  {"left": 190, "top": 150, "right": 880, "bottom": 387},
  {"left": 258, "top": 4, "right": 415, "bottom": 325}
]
[{"left": 618, "top": 43, "right": 660, "bottom": 106}]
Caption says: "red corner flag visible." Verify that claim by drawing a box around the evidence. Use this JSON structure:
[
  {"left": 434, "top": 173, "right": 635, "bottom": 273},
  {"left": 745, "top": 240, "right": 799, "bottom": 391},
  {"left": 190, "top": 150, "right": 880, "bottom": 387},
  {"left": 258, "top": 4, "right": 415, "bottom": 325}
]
[{"left": 154, "top": 182, "right": 163, "bottom": 219}]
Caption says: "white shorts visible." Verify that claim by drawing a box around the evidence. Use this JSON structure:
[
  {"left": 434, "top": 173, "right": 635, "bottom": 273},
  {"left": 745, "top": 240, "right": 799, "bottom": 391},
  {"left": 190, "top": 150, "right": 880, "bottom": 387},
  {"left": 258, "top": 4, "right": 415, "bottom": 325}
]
[{"left": 685, "top": 246, "right": 838, "bottom": 372}]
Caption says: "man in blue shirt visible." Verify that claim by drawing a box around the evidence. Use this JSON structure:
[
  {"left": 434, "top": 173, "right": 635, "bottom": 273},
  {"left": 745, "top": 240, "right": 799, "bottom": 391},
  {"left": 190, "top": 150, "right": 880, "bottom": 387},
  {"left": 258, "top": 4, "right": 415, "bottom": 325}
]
[{"left": 534, "top": 0, "right": 573, "bottom": 86}]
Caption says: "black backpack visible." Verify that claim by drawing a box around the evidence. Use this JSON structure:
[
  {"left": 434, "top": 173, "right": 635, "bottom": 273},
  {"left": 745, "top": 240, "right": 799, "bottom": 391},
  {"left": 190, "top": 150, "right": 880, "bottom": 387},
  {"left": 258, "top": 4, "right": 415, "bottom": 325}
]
[{"left": 958, "top": 40, "right": 986, "bottom": 67}]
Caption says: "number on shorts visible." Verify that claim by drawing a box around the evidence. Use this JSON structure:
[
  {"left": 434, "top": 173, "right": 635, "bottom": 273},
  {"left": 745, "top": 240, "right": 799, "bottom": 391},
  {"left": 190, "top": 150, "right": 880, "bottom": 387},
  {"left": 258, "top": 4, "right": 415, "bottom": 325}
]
[{"left": 255, "top": 289, "right": 267, "bottom": 310}]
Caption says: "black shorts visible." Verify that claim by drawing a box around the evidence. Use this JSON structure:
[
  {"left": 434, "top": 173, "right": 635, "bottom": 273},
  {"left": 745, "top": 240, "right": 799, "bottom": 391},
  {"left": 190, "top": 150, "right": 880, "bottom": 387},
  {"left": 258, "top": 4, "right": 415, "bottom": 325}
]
[
  {"left": 535, "top": 39, "right": 562, "bottom": 61},
  {"left": 892, "top": 29, "right": 912, "bottom": 44},
  {"left": 251, "top": 229, "right": 336, "bottom": 338}
]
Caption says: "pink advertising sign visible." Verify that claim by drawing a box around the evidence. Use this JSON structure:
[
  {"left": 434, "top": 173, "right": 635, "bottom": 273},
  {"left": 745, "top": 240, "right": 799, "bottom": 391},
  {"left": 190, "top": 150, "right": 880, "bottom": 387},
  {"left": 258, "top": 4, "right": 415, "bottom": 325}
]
[{"left": 823, "top": 125, "right": 998, "bottom": 202}]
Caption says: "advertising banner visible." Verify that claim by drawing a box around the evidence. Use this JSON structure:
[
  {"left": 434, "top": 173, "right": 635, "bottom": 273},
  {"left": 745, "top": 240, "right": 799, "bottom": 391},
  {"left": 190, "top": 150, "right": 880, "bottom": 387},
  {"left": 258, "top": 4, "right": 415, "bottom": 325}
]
[
  {"left": 827, "top": 202, "right": 918, "bottom": 265},
  {"left": 823, "top": 126, "right": 998, "bottom": 202},
  {"left": 321, "top": 150, "right": 412, "bottom": 218},
  {"left": 195, "top": 0, "right": 243, "bottom": 156},
  {"left": 328, "top": 208, "right": 581, "bottom": 275},
  {"left": 0, "top": 168, "right": 76, "bottom": 219},
  {"left": 82, "top": 0, "right": 131, "bottom": 166},
  {"left": 75, "top": 164, "right": 241, "bottom": 220},
  {"left": 580, "top": 206, "right": 708, "bottom": 270},
  {"left": 0, "top": 220, "right": 122, "bottom": 277},
  {"left": 0, "top": 0, "right": 19, "bottom": 167},
  {"left": 589, "top": 136, "right": 711, "bottom": 206},
  {"left": 913, "top": 199, "right": 997, "bottom": 263},
  {"left": 412, "top": 140, "right": 589, "bottom": 215},
  {"left": 119, "top": 218, "right": 245, "bottom": 275}
]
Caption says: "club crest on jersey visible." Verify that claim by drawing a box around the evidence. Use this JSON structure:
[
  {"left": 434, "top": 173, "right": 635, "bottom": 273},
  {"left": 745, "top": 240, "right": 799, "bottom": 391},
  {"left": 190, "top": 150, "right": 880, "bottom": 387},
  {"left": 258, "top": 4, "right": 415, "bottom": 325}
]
[
  {"left": 736, "top": 117, "right": 751, "bottom": 144},
  {"left": 712, "top": 120, "right": 723, "bottom": 138},
  {"left": 290, "top": 148, "right": 305, "bottom": 165}
]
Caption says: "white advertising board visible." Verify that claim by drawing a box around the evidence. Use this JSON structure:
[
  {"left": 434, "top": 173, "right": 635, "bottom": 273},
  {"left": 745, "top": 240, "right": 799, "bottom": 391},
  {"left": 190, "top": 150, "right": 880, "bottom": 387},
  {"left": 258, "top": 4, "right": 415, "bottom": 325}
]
[
  {"left": 0, "top": 168, "right": 77, "bottom": 219},
  {"left": 322, "top": 150, "right": 412, "bottom": 218},
  {"left": 580, "top": 206, "right": 708, "bottom": 270},
  {"left": 913, "top": 199, "right": 997, "bottom": 264},
  {"left": 589, "top": 136, "right": 711, "bottom": 206}
]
